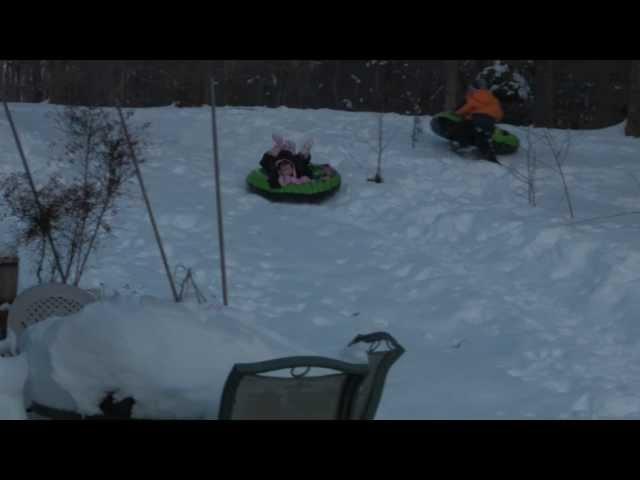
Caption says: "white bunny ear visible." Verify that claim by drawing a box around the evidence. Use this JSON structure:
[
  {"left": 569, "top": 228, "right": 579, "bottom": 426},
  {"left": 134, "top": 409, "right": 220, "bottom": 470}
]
[{"left": 283, "top": 139, "right": 297, "bottom": 154}]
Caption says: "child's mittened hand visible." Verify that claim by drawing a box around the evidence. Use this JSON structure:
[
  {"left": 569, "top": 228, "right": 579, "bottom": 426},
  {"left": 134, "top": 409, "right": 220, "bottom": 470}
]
[{"left": 301, "top": 138, "right": 314, "bottom": 154}]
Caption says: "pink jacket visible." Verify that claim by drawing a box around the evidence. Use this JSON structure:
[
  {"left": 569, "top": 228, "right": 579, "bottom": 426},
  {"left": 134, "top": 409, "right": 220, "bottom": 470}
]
[
  {"left": 278, "top": 174, "right": 311, "bottom": 186},
  {"left": 275, "top": 157, "right": 311, "bottom": 187}
]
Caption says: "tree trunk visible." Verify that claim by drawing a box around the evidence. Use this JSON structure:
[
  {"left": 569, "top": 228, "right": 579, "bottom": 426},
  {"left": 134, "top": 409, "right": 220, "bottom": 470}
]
[
  {"left": 49, "top": 60, "right": 67, "bottom": 105},
  {"left": 533, "top": 60, "right": 555, "bottom": 127},
  {"left": 625, "top": 60, "right": 640, "bottom": 137},
  {"left": 31, "top": 60, "right": 44, "bottom": 103},
  {"left": 13, "top": 61, "right": 22, "bottom": 101},
  {"left": 373, "top": 61, "right": 392, "bottom": 113},
  {"left": 222, "top": 61, "right": 235, "bottom": 105},
  {"left": 0, "top": 61, "right": 6, "bottom": 99},
  {"left": 444, "top": 60, "right": 459, "bottom": 111}
]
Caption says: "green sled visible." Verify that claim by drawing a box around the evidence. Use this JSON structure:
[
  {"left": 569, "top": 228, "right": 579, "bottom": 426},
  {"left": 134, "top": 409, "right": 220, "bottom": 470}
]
[
  {"left": 247, "top": 164, "right": 341, "bottom": 203},
  {"left": 430, "top": 111, "right": 520, "bottom": 155}
]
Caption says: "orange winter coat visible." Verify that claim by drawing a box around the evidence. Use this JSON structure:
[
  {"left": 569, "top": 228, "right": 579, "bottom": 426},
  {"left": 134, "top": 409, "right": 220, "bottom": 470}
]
[{"left": 456, "top": 89, "right": 504, "bottom": 122}]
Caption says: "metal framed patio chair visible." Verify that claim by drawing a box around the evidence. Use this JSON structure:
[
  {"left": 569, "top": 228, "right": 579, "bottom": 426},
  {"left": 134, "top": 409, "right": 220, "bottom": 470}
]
[
  {"left": 7, "top": 282, "right": 97, "bottom": 337},
  {"left": 218, "top": 331, "right": 405, "bottom": 420},
  {"left": 347, "top": 331, "right": 406, "bottom": 420},
  {"left": 218, "top": 356, "right": 369, "bottom": 420}
]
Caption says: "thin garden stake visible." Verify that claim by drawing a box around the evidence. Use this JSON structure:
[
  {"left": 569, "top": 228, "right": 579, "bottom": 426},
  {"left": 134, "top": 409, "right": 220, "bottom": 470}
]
[
  {"left": 210, "top": 78, "right": 229, "bottom": 306},
  {"left": 2, "top": 99, "right": 67, "bottom": 283},
  {"left": 115, "top": 105, "right": 180, "bottom": 303}
]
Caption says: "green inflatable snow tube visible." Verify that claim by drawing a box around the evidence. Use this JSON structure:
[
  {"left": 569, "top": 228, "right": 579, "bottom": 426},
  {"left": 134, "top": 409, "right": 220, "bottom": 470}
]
[
  {"left": 247, "top": 164, "right": 341, "bottom": 202},
  {"left": 430, "top": 111, "right": 520, "bottom": 155}
]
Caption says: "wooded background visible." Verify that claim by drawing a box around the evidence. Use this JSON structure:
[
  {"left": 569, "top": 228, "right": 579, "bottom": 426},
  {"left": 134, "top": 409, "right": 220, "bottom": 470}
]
[{"left": 1, "top": 60, "right": 638, "bottom": 134}]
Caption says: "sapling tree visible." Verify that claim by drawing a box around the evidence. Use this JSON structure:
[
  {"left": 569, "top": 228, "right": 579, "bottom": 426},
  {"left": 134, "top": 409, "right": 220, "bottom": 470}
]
[
  {"left": 543, "top": 127, "right": 574, "bottom": 219},
  {"left": 411, "top": 114, "right": 423, "bottom": 150},
  {"left": 507, "top": 126, "right": 540, "bottom": 207},
  {"left": 507, "top": 125, "right": 574, "bottom": 218},
  {"left": 0, "top": 105, "right": 150, "bottom": 285},
  {"left": 368, "top": 60, "right": 393, "bottom": 183},
  {"left": 368, "top": 112, "right": 387, "bottom": 183}
]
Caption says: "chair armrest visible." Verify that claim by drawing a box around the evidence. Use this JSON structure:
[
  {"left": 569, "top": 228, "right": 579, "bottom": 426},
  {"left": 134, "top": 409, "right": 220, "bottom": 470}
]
[{"left": 348, "top": 331, "right": 405, "bottom": 353}]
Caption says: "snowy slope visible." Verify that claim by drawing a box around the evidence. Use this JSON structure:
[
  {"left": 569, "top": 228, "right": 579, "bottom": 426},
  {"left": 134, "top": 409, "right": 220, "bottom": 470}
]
[{"left": 2, "top": 103, "right": 640, "bottom": 419}]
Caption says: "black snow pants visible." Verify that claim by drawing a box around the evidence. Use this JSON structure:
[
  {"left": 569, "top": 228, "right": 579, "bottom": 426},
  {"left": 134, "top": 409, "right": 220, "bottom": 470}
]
[{"left": 451, "top": 113, "right": 498, "bottom": 163}]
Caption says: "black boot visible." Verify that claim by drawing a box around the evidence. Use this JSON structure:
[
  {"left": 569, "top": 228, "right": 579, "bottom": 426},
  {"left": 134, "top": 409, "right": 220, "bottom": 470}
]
[
  {"left": 478, "top": 131, "right": 500, "bottom": 164},
  {"left": 485, "top": 146, "right": 500, "bottom": 164}
]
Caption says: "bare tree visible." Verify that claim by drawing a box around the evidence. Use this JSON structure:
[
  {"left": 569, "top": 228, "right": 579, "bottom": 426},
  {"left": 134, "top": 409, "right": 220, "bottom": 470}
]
[
  {"left": 625, "top": 60, "right": 640, "bottom": 137},
  {"left": 507, "top": 124, "right": 574, "bottom": 217},
  {"left": 1, "top": 106, "right": 150, "bottom": 285},
  {"left": 49, "top": 60, "right": 69, "bottom": 105},
  {"left": 369, "top": 113, "right": 386, "bottom": 183},
  {"left": 368, "top": 61, "right": 395, "bottom": 183},
  {"left": 367, "top": 112, "right": 401, "bottom": 183},
  {"left": 411, "top": 115, "right": 423, "bottom": 149},
  {"left": 526, "top": 127, "right": 539, "bottom": 207},
  {"left": 542, "top": 128, "right": 574, "bottom": 218},
  {"left": 506, "top": 126, "right": 540, "bottom": 207}
]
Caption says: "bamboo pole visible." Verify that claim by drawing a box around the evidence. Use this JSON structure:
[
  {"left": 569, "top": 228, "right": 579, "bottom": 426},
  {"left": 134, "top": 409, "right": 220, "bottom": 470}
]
[{"left": 209, "top": 79, "right": 229, "bottom": 306}]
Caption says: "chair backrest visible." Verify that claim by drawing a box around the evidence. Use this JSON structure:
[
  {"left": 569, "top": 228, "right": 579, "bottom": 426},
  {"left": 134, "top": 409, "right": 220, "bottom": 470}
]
[
  {"left": 218, "top": 356, "right": 369, "bottom": 420},
  {"left": 347, "top": 332, "right": 405, "bottom": 420},
  {"left": 8, "top": 283, "right": 96, "bottom": 336}
]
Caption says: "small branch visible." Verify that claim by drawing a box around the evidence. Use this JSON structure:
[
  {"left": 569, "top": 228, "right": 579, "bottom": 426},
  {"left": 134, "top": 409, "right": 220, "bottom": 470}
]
[
  {"left": 71, "top": 125, "right": 97, "bottom": 281},
  {"left": 565, "top": 173, "right": 640, "bottom": 227},
  {"left": 504, "top": 164, "right": 530, "bottom": 184},
  {"left": 429, "top": 85, "right": 444, "bottom": 103},
  {"left": 377, "top": 113, "right": 383, "bottom": 172},
  {"left": 526, "top": 126, "right": 538, "bottom": 207},
  {"left": 569, "top": 211, "right": 640, "bottom": 226},
  {"left": 74, "top": 197, "right": 112, "bottom": 286},
  {"left": 411, "top": 116, "right": 422, "bottom": 149},
  {"left": 542, "top": 128, "right": 574, "bottom": 219},
  {"left": 368, "top": 112, "right": 385, "bottom": 183},
  {"left": 36, "top": 240, "right": 45, "bottom": 284}
]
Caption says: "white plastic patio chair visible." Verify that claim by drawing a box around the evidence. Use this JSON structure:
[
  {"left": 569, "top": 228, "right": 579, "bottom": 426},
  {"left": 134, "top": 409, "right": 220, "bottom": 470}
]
[
  {"left": 2, "top": 283, "right": 97, "bottom": 418},
  {"left": 7, "top": 283, "right": 97, "bottom": 338}
]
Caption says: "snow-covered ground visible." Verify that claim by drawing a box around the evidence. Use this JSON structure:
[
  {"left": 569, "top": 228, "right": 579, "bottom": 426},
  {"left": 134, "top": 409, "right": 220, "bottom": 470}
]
[{"left": 2, "top": 102, "right": 640, "bottom": 419}]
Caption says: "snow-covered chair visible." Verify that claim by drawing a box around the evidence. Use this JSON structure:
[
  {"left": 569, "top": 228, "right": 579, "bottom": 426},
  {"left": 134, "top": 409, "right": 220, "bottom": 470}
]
[
  {"left": 3, "top": 283, "right": 98, "bottom": 419},
  {"left": 218, "top": 356, "right": 369, "bottom": 420},
  {"left": 7, "top": 283, "right": 97, "bottom": 338}
]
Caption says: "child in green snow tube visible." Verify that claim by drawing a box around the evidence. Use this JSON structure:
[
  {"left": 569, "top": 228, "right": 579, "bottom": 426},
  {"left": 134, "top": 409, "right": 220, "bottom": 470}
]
[
  {"left": 247, "top": 135, "right": 341, "bottom": 202},
  {"left": 430, "top": 111, "right": 520, "bottom": 155}
]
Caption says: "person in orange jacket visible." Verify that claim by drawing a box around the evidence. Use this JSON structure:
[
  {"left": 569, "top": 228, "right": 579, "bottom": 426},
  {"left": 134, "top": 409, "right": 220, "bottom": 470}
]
[{"left": 451, "top": 78, "right": 503, "bottom": 163}]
